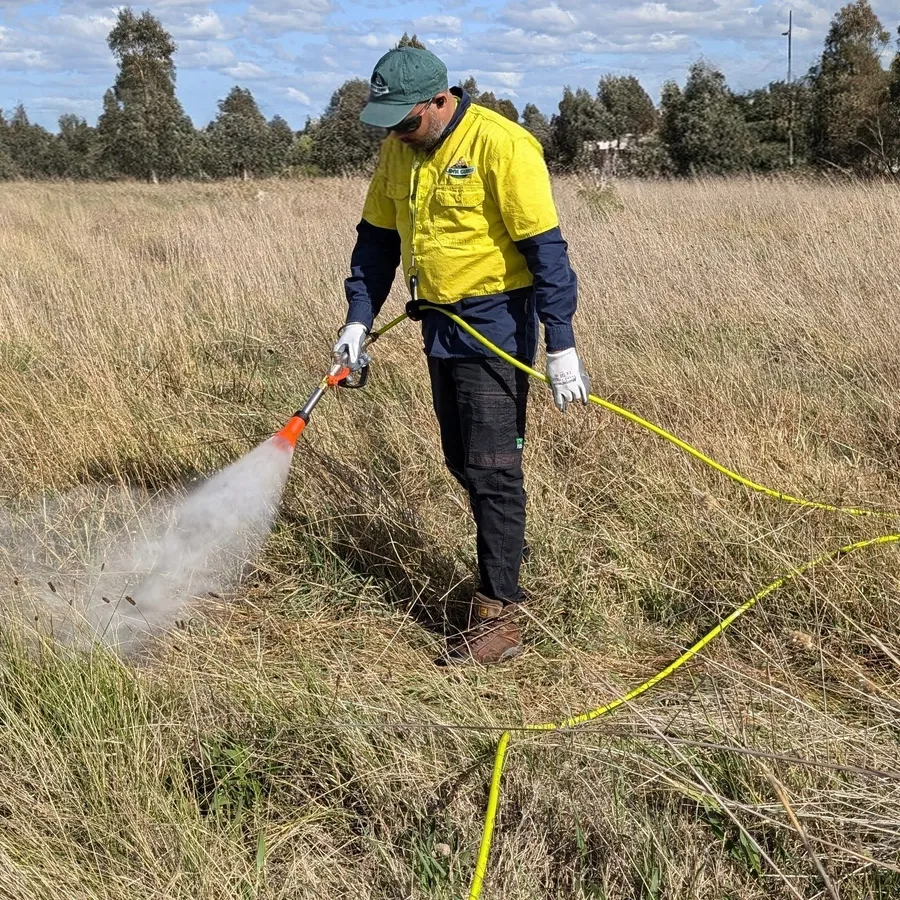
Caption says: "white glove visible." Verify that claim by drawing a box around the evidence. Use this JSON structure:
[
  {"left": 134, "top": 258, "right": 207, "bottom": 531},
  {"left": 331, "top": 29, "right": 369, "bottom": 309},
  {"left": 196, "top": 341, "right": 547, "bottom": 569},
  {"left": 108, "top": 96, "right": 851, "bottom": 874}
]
[
  {"left": 332, "top": 322, "right": 368, "bottom": 369},
  {"left": 546, "top": 347, "right": 590, "bottom": 412}
]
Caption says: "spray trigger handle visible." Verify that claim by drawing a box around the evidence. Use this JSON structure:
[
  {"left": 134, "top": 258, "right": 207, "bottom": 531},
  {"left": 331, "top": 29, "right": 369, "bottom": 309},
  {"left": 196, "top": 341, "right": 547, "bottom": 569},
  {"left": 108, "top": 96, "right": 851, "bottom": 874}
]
[
  {"left": 338, "top": 365, "right": 368, "bottom": 389},
  {"left": 331, "top": 349, "right": 370, "bottom": 389}
]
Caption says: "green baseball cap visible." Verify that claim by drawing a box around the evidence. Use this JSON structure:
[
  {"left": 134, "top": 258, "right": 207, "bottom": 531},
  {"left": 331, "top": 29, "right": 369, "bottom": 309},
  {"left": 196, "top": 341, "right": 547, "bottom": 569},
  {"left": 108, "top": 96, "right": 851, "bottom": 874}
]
[{"left": 360, "top": 47, "right": 449, "bottom": 128}]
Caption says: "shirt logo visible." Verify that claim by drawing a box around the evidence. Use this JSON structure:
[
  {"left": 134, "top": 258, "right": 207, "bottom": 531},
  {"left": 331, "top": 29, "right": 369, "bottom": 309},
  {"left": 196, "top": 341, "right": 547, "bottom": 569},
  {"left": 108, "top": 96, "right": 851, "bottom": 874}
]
[
  {"left": 370, "top": 72, "right": 390, "bottom": 97},
  {"left": 447, "top": 158, "right": 476, "bottom": 178}
]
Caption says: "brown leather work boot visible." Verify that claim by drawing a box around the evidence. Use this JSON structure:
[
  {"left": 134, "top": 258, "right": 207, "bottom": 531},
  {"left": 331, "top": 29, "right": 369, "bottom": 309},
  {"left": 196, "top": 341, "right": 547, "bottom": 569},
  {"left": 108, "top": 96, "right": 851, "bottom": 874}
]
[{"left": 440, "top": 592, "right": 524, "bottom": 666}]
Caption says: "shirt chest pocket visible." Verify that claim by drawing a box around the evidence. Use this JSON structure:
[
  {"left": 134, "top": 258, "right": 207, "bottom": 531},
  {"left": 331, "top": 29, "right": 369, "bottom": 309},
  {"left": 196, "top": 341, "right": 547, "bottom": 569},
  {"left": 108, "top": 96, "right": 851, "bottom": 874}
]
[
  {"left": 432, "top": 183, "right": 488, "bottom": 248},
  {"left": 385, "top": 181, "right": 410, "bottom": 231}
]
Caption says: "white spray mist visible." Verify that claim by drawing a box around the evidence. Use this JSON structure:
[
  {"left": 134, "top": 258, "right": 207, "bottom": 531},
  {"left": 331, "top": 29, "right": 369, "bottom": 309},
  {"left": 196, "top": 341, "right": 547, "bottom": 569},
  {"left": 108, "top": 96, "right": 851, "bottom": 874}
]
[{"left": 0, "top": 437, "right": 295, "bottom": 653}]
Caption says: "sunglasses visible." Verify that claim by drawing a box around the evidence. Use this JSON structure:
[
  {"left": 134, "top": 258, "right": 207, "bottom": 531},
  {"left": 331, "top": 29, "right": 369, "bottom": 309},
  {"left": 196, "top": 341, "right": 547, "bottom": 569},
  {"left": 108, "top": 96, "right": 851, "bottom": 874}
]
[{"left": 389, "top": 97, "right": 435, "bottom": 134}]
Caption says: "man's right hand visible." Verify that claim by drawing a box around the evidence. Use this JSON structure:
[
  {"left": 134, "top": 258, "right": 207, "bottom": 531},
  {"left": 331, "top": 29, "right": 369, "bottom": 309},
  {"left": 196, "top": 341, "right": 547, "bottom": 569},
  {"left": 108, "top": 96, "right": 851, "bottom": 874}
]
[{"left": 332, "top": 322, "right": 368, "bottom": 369}]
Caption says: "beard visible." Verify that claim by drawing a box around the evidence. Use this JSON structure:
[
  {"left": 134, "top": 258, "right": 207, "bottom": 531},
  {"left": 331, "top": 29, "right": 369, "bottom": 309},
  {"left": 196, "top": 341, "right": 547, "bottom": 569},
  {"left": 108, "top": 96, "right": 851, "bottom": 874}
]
[{"left": 402, "top": 114, "right": 447, "bottom": 153}]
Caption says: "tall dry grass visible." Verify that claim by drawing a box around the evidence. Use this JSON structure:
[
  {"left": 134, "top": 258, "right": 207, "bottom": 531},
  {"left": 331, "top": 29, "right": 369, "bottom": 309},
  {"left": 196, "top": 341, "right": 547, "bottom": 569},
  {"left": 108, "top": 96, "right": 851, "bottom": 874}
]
[{"left": 0, "top": 176, "right": 899, "bottom": 898}]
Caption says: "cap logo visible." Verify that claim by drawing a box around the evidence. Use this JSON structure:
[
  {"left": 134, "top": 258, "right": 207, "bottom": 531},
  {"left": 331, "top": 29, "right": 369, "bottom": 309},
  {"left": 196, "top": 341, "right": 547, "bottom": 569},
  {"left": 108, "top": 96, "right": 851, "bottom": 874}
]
[
  {"left": 447, "top": 158, "right": 476, "bottom": 178},
  {"left": 370, "top": 72, "right": 390, "bottom": 98}
]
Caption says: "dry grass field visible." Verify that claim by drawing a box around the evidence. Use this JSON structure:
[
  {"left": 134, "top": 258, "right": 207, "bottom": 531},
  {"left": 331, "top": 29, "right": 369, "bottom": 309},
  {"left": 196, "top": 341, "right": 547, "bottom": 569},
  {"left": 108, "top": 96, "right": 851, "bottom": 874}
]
[{"left": 1, "top": 176, "right": 899, "bottom": 899}]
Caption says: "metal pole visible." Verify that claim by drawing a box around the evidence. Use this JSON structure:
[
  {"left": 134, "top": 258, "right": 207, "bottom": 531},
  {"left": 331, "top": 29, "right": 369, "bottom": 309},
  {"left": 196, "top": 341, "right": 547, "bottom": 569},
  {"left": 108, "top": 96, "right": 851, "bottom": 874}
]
[
  {"left": 787, "top": 10, "right": 792, "bottom": 84},
  {"left": 783, "top": 10, "right": 794, "bottom": 166}
]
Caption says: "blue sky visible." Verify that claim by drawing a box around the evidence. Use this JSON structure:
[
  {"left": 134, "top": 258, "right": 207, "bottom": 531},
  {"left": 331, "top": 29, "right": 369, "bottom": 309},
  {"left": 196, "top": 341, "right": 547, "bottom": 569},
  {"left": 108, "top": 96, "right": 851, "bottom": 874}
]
[{"left": 1, "top": 0, "right": 898, "bottom": 132}]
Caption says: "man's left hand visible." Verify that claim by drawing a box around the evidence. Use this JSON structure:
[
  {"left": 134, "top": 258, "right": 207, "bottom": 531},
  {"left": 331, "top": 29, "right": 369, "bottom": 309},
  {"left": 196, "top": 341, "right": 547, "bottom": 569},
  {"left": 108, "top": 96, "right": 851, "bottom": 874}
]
[{"left": 546, "top": 347, "right": 590, "bottom": 412}]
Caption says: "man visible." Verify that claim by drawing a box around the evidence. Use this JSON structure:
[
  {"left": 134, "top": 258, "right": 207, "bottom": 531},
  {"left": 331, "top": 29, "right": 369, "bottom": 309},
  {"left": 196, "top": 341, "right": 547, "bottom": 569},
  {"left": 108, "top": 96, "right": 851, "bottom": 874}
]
[{"left": 334, "top": 46, "right": 590, "bottom": 666}]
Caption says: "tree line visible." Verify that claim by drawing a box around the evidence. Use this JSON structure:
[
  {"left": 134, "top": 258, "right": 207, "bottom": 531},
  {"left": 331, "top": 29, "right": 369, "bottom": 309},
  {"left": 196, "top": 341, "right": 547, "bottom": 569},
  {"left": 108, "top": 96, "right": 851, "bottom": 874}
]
[{"left": 3, "top": 2, "right": 900, "bottom": 181}]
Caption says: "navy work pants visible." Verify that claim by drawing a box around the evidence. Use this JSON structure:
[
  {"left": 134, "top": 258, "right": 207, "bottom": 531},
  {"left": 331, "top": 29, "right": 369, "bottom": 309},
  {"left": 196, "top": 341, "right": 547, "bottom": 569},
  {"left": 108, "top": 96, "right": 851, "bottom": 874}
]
[{"left": 427, "top": 356, "right": 529, "bottom": 603}]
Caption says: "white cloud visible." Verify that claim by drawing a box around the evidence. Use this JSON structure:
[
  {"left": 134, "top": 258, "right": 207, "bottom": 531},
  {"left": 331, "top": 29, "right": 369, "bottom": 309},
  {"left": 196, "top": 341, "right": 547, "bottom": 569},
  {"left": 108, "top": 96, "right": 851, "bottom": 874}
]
[
  {"left": 495, "top": 0, "right": 835, "bottom": 47},
  {"left": 480, "top": 28, "right": 568, "bottom": 55},
  {"left": 622, "top": 1, "right": 743, "bottom": 32},
  {"left": 271, "top": 42, "right": 299, "bottom": 63},
  {"left": 475, "top": 0, "right": 845, "bottom": 94},
  {"left": 642, "top": 32, "right": 693, "bottom": 51},
  {"left": 344, "top": 31, "right": 401, "bottom": 49},
  {"left": 154, "top": 0, "right": 215, "bottom": 7},
  {"left": 502, "top": 4, "right": 579, "bottom": 35},
  {"left": 413, "top": 15, "right": 463, "bottom": 35},
  {"left": 294, "top": 68, "right": 347, "bottom": 89},
  {"left": 476, "top": 24, "right": 696, "bottom": 58},
  {"left": 283, "top": 86, "right": 312, "bottom": 105},
  {"left": 518, "top": 53, "right": 568, "bottom": 68},
  {"left": 30, "top": 95, "right": 97, "bottom": 113},
  {"left": 46, "top": 13, "right": 117, "bottom": 41},
  {"left": 0, "top": 14, "right": 116, "bottom": 74},
  {"left": 245, "top": 0, "right": 333, "bottom": 33},
  {"left": 467, "top": 69, "right": 523, "bottom": 89},
  {"left": 426, "top": 36, "right": 466, "bottom": 53},
  {"left": 222, "top": 61, "right": 268, "bottom": 79},
  {"left": 173, "top": 12, "right": 229, "bottom": 41},
  {"left": 178, "top": 40, "right": 235, "bottom": 68},
  {"left": 0, "top": 46, "right": 48, "bottom": 69},
  {"left": 73, "top": 0, "right": 211, "bottom": 7}
]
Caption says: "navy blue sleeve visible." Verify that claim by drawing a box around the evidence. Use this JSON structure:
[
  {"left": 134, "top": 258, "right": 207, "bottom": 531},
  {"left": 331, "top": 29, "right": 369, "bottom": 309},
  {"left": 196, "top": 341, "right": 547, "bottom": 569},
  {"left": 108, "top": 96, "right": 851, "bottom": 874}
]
[
  {"left": 514, "top": 226, "right": 577, "bottom": 353},
  {"left": 344, "top": 219, "right": 401, "bottom": 330}
]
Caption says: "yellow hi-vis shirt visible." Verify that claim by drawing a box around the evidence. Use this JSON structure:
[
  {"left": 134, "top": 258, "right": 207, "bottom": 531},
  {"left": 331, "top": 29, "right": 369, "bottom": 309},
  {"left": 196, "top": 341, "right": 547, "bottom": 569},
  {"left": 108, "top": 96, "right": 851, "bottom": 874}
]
[{"left": 360, "top": 101, "right": 560, "bottom": 306}]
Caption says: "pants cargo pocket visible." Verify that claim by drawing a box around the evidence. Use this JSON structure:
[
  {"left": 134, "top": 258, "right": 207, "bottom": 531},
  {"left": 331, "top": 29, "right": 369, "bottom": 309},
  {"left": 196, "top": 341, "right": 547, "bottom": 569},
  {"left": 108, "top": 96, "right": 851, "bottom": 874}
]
[{"left": 466, "top": 392, "right": 522, "bottom": 470}]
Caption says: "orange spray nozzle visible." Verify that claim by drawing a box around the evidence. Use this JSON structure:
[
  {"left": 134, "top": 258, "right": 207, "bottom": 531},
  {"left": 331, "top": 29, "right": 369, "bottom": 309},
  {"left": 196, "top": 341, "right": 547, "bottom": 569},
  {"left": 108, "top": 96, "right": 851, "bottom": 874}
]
[
  {"left": 273, "top": 415, "right": 306, "bottom": 449},
  {"left": 326, "top": 366, "right": 351, "bottom": 387}
]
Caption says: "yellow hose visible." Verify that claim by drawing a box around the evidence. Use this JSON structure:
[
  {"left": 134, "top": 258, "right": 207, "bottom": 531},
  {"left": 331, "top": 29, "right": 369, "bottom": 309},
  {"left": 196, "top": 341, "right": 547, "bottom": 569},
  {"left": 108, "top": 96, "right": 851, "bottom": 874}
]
[
  {"left": 428, "top": 307, "right": 893, "bottom": 518},
  {"left": 468, "top": 532, "right": 900, "bottom": 898},
  {"left": 467, "top": 730, "right": 511, "bottom": 899},
  {"left": 367, "top": 309, "right": 900, "bottom": 898}
]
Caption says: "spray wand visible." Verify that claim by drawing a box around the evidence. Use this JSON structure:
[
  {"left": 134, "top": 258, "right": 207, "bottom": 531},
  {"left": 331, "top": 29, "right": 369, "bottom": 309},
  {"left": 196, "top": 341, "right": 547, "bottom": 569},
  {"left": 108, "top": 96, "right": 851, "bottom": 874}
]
[{"left": 272, "top": 347, "right": 371, "bottom": 450}]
